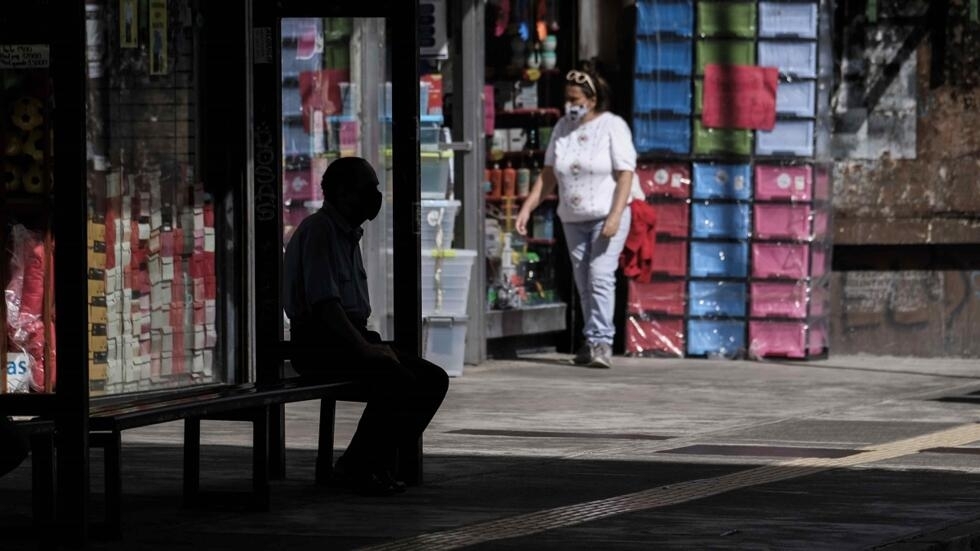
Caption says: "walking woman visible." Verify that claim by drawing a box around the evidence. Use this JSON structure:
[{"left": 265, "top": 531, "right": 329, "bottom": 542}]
[{"left": 515, "top": 64, "right": 637, "bottom": 368}]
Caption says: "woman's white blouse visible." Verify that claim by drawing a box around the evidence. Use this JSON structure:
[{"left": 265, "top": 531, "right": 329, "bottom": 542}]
[{"left": 544, "top": 111, "right": 637, "bottom": 223}]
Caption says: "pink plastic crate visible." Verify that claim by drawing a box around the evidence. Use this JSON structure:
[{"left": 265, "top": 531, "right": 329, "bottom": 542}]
[
  {"left": 283, "top": 169, "right": 321, "bottom": 204},
  {"left": 811, "top": 247, "right": 828, "bottom": 278},
  {"left": 626, "top": 315, "right": 684, "bottom": 356},
  {"left": 752, "top": 243, "right": 810, "bottom": 279},
  {"left": 637, "top": 163, "right": 691, "bottom": 199},
  {"left": 755, "top": 164, "right": 812, "bottom": 201},
  {"left": 654, "top": 202, "right": 690, "bottom": 237},
  {"left": 810, "top": 284, "right": 829, "bottom": 317},
  {"left": 750, "top": 281, "right": 808, "bottom": 318},
  {"left": 808, "top": 320, "right": 828, "bottom": 355},
  {"left": 754, "top": 204, "right": 811, "bottom": 240},
  {"left": 749, "top": 321, "right": 807, "bottom": 358},
  {"left": 651, "top": 239, "right": 688, "bottom": 277},
  {"left": 628, "top": 280, "right": 686, "bottom": 316},
  {"left": 813, "top": 165, "right": 830, "bottom": 201},
  {"left": 812, "top": 209, "right": 829, "bottom": 240}
]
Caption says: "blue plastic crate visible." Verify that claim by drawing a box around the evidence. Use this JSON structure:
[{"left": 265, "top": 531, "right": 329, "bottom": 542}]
[
  {"left": 690, "top": 241, "right": 748, "bottom": 278},
  {"left": 691, "top": 203, "right": 752, "bottom": 239},
  {"left": 687, "top": 319, "right": 746, "bottom": 356},
  {"left": 688, "top": 280, "right": 747, "bottom": 317},
  {"left": 635, "top": 38, "right": 694, "bottom": 76},
  {"left": 634, "top": 78, "right": 692, "bottom": 115},
  {"left": 756, "top": 120, "right": 815, "bottom": 157},
  {"left": 636, "top": 0, "right": 695, "bottom": 37},
  {"left": 634, "top": 116, "right": 691, "bottom": 154},
  {"left": 692, "top": 163, "right": 753, "bottom": 200}
]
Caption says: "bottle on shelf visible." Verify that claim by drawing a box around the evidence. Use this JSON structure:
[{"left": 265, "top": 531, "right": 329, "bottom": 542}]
[
  {"left": 488, "top": 163, "right": 502, "bottom": 199},
  {"left": 502, "top": 163, "right": 517, "bottom": 198},
  {"left": 516, "top": 165, "right": 531, "bottom": 197}
]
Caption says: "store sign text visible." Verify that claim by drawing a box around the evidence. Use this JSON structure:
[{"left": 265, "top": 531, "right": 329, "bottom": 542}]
[{"left": 0, "top": 45, "right": 50, "bottom": 69}]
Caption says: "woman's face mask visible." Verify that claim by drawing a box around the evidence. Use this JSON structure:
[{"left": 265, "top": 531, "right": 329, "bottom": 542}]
[{"left": 564, "top": 101, "right": 589, "bottom": 122}]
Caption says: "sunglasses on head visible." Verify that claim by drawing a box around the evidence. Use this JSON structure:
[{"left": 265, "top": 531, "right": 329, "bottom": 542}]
[{"left": 566, "top": 70, "right": 596, "bottom": 96}]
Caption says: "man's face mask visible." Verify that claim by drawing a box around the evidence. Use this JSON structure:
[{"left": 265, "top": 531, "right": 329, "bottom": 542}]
[{"left": 340, "top": 185, "right": 382, "bottom": 226}]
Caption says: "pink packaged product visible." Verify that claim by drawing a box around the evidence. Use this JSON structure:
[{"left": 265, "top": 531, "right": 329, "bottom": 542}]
[
  {"left": 650, "top": 239, "right": 688, "bottom": 277},
  {"left": 637, "top": 163, "right": 691, "bottom": 199},
  {"left": 628, "top": 279, "right": 686, "bottom": 316},
  {"left": 750, "top": 281, "right": 807, "bottom": 318},
  {"left": 753, "top": 203, "right": 811, "bottom": 240},
  {"left": 749, "top": 320, "right": 807, "bottom": 359},
  {"left": 755, "top": 164, "right": 812, "bottom": 201},
  {"left": 626, "top": 315, "right": 684, "bottom": 357},
  {"left": 654, "top": 202, "right": 690, "bottom": 237},
  {"left": 752, "top": 243, "right": 810, "bottom": 279}
]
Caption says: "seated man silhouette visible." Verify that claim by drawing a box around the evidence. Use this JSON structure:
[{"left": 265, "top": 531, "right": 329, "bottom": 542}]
[{"left": 282, "top": 156, "right": 449, "bottom": 496}]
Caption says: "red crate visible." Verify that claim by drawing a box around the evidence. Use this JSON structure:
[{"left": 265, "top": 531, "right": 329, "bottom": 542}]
[
  {"left": 626, "top": 315, "right": 684, "bottom": 356},
  {"left": 654, "top": 202, "right": 690, "bottom": 237},
  {"left": 754, "top": 203, "right": 811, "bottom": 240},
  {"left": 651, "top": 239, "right": 688, "bottom": 277},
  {"left": 637, "top": 163, "right": 691, "bottom": 199},
  {"left": 752, "top": 243, "right": 810, "bottom": 279},
  {"left": 755, "top": 164, "right": 812, "bottom": 201},
  {"left": 628, "top": 279, "right": 686, "bottom": 316},
  {"left": 749, "top": 321, "right": 807, "bottom": 359}
]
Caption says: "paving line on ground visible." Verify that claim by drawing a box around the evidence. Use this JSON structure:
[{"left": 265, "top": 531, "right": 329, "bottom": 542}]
[{"left": 357, "top": 423, "right": 980, "bottom": 551}]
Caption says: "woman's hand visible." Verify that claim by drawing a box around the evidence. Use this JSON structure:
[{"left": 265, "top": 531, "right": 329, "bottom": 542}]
[
  {"left": 515, "top": 209, "right": 531, "bottom": 236},
  {"left": 601, "top": 212, "right": 621, "bottom": 238}
]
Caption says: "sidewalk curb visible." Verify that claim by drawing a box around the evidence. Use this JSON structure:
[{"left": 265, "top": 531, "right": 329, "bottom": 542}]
[{"left": 870, "top": 517, "right": 980, "bottom": 550}]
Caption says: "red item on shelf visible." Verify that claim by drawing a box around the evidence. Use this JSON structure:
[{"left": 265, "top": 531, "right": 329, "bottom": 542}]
[{"left": 501, "top": 165, "right": 517, "bottom": 198}]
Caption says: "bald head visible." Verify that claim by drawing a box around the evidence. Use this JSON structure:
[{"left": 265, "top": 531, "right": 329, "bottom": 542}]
[{"left": 321, "top": 156, "right": 383, "bottom": 226}]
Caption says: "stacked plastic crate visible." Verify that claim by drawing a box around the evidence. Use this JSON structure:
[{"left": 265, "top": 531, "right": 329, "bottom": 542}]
[{"left": 627, "top": 0, "right": 830, "bottom": 359}]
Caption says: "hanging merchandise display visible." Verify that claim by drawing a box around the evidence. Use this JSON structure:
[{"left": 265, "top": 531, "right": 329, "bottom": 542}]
[{"left": 626, "top": 0, "right": 831, "bottom": 360}]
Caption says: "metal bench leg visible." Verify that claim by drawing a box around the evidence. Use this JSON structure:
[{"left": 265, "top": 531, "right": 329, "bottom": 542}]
[
  {"left": 183, "top": 418, "right": 201, "bottom": 506},
  {"left": 92, "top": 431, "right": 123, "bottom": 540},
  {"left": 252, "top": 407, "right": 270, "bottom": 511},
  {"left": 398, "top": 436, "right": 423, "bottom": 487},
  {"left": 316, "top": 399, "right": 336, "bottom": 485},
  {"left": 30, "top": 432, "right": 55, "bottom": 531},
  {"left": 269, "top": 404, "right": 286, "bottom": 481}
]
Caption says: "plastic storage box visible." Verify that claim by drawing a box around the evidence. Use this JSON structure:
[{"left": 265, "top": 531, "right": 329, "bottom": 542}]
[
  {"left": 693, "top": 121, "right": 753, "bottom": 156},
  {"left": 749, "top": 320, "right": 807, "bottom": 358},
  {"left": 421, "top": 249, "right": 476, "bottom": 316},
  {"left": 634, "top": 78, "right": 692, "bottom": 115},
  {"left": 422, "top": 316, "right": 467, "bottom": 377},
  {"left": 637, "top": 163, "right": 691, "bottom": 198},
  {"left": 753, "top": 203, "right": 812, "bottom": 240},
  {"left": 752, "top": 243, "right": 810, "bottom": 279},
  {"left": 654, "top": 202, "right": 691, "bottom": 237},
  {"left": 636, "top": 0, "right": 695, "bottom": 37},
  {"left": 635, "top": 117, "right": 691, "bottom": 154},
  {"left": 420, "top": 199, "right": 460, "bottom": 249},
  {"left": 811, "top": 247, "right": 829, "bottom": 278},
  {"left": 759, "top": 2, "right": 819, "bottom": 39},
  {"left": 756, "top": 120, "right": 815, "bottom": 157},
  {"left": 629, "top": 279, "right": 686, "bottom": 316},
  {"left": 755, "top": 164, "right": 812, "bottom": 201},
  {"left": 635, "top": 38, "right": 694, "bottom": 76},
  {"left": 421, "top": 150, "right": 453, "bottom": 198},
  {"left": 696, "top": 40, "right": 756, "bottom": 75},
  {"left": 651, "top": 239, "right": 689, "bottom": 277},
  {"left": 808, "top": 319, "right": 828, "bottom": 355},
  {"left": 810, "top": 283, "right": 829, "bottom": 317},
  {"left": 776, "top": 80, "right": 816, "bottom": 117},
  {"left": 758, "top": 41, "right": 818, "bottom": 78},
  {"left": 692, "top": 162, "right": 753, "bottom": 200},
  {"left": 690, "top": 241, "right": 749, "bottom": 278},
  {"left": 697, "top": 2, "right": 757, "bottom": 38},
  {"left": 627, "top": 315, "right": 685, "bottom": 356},
  {"left": 688, "top": 280, "right": 747, "bottom": 317},
  {"left": 691, "top": 203, "right": 751, "bottom": 239},
  {"left": 687, "top": 319, "right": 746, "bottom": 356},
  {"left": 750, "top": 281, "right": 808, "bottom": 318}
]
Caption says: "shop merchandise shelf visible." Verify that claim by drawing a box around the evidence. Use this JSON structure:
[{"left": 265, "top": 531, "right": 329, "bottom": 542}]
[
  {"left": 634, "top": 77, "right": 693, "bottom": 116},
  {"left": 776, "top": 80, "right": 817, "bottom": 118},
  {"left": 692, "top": 162, "right": 753, "bottom": 200},
  {"left": 626, "top": 314, "right": 686, "bottom": 356},
  {"left": 652, "top": 201, "right": 691, "bottom": 237},
  {"left": 755, "top": 120, "right": 815, "bottom": 158},
  {"left": 697, "top": 2, "right": 758, "bottom": 39},
  {"left": 637, "top": 162, "right": 692, "bottom": 198},
  {"left": 690, "top": 241, "right": 749, "bottom": 278},
  {"left": 628, "top": 279, "right": 687, "bottom": 316},
  {"left": 754, "top": 164, "right": 813, "bottom": 201},
  {"left": 687, "top": 279, "right": 747, "bottom": 318},
  {"left": 691, "top": 202, "right": 752, "bottom": 240},
  {"left": 635, "top": 0, "right": 695, "bottom": 38},
  {"left": 687, "top": 319, "right": 746, "bottom": 357},
  {"left": 759, "top": 2, "right": 819, "bottom": 39},
  {"left": 758, "top": 41, "right": 818, "bottom": 79},
  {"left": 695, "top": 40, "right": 756, "bottom": 76},
  {"left": 635, "top": 38, "right": 695, "bottom": 76},
  {"left": 485, "top": 302, "right": 567, "bottom": 339},
  {"left": 693, "top": 121, "right": 753, "bottom": 157},
  {"left": 635, "top": 116, "right": 692, "bottom": 155}
]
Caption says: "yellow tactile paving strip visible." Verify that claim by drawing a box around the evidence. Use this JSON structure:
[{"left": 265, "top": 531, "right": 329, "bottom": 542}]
[{"left": 358, "top": 423, "right": 980, "bottom": 551}]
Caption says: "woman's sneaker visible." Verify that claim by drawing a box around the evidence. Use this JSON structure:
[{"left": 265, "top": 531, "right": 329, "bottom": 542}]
[
  {"left": 589, "top": 343, "right": 612, "bottom": 369},
  {"left": 573, "top": 344, "right": 593, "bottom": 365}
]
